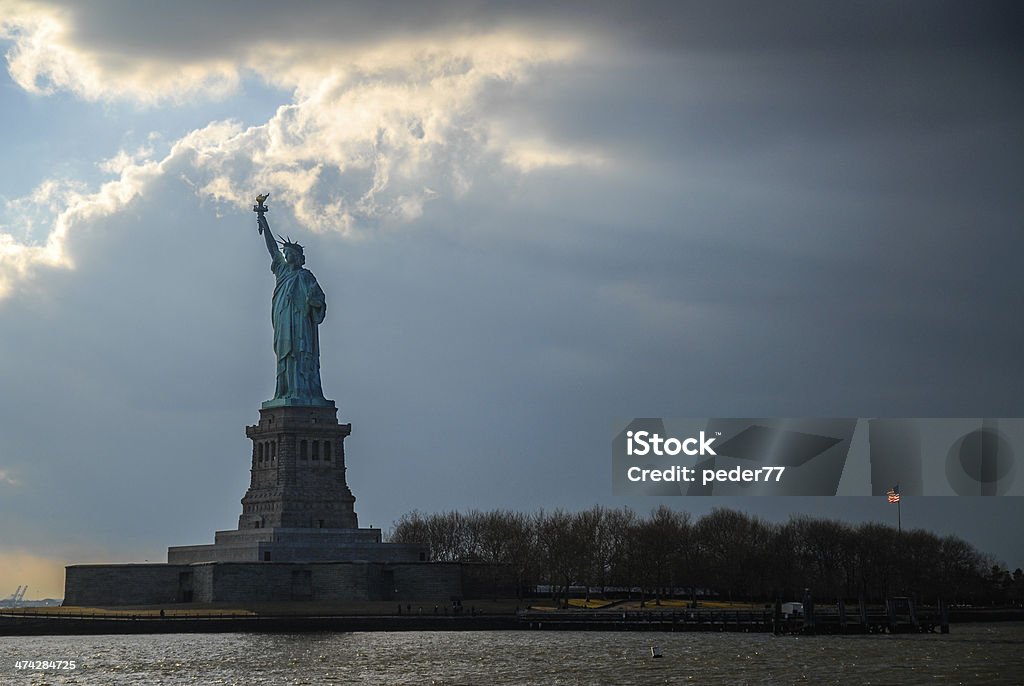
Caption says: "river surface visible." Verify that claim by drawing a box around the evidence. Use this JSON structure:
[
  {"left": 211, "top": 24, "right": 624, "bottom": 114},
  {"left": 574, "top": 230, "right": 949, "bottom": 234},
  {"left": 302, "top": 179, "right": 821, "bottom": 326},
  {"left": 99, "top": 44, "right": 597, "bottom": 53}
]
[{"left": 2, "top": 624, "right": 1022, "bottom": 685}]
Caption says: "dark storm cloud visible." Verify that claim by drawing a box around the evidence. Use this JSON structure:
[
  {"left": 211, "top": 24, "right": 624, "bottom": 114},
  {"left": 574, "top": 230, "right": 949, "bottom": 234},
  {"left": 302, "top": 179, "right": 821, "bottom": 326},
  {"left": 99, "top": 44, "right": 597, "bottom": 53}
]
[
  {"left": 2, "top": 1, "right": 1023, "bottom": 586},
  {"left": 50, "top": 1, "right": 1024, "bottom": 55}
]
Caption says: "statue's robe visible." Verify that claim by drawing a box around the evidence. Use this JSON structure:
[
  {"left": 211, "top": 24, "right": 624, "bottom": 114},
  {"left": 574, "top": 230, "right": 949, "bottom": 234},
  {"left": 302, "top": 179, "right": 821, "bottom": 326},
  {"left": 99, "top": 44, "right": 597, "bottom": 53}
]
[{"left": 271, "top": 253, "right": 327, "bottom": 402}]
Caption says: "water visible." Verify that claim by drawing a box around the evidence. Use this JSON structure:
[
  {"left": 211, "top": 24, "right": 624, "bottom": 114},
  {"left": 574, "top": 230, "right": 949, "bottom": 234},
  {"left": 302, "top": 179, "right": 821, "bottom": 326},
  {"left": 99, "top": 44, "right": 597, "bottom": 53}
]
[{"left": 2, "top": 624, "right": 1022, "bottom": 685}]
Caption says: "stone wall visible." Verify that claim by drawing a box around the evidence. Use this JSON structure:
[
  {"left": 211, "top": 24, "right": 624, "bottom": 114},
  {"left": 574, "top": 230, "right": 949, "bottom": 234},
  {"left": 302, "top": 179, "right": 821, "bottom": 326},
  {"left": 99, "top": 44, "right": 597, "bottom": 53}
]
[
  {"left": 202, "top": 562, "right": 460, "bottom": 602},
  {"left": 168, "top": 542, "right": 261, "bottom": 564},
  {"left": 209, "top": 563, "right": 296, "bottom": 602},
  {"left": 64, "top": 564, "right": 191, "bottom": 606},
  {"left": 65, "top": 561, "right": 465, "bottom": 605},
  {"left": 192, "top": 564, "right": 215, "bottom": 602},
  {"left": 311, "top": 563, "right": 375, "bottom": 600},
  {"left": 392, "top": 563, "right": 462, "bottom": 601}
]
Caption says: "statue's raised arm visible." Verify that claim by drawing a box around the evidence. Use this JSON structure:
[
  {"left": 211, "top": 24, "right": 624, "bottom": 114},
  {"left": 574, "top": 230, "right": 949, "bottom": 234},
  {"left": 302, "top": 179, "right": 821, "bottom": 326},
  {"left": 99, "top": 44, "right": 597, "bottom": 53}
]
[{"left": 254, "top": 193, "right": 281, "bottom": 263}]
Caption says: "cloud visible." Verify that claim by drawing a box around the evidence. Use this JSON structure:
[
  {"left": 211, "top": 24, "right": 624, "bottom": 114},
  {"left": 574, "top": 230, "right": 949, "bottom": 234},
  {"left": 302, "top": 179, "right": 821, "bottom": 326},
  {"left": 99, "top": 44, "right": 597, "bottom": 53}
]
[
  {"left": 0, "top": 0, "right": 240, "bottom": 103},
  {"left": 1, "top": 1, "right": 582, "bottom": 104},
  {"left": 0, "top": 158, "right": 161, "bottom": 297},
  {"left": 497, "top": 136, "right": 606, "bottom": 173},
  {"left": 0, "top": 468, "right": 19, "bottom": 486},
  {"left": 0, "top": 3, "right": 597, "bottom": 297},
  {"left": 2, "top": 2, "right": 1022, "bottom": 579}
]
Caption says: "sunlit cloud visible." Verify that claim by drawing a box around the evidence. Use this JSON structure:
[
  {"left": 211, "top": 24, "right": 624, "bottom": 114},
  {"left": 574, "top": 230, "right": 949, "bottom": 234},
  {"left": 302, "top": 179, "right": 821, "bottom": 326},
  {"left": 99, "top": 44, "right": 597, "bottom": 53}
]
[
  {"left": 0, "top": 3, "right": 598, "bottom": 298},
  {"left": 0, "top": 1, "right": 240, "bottom": 103},
  {"left": 0, "top": 158, "right": 161, "bottom": 297},
  {"left": 498, "top": 137, "right": 607, "bottom": 172}
]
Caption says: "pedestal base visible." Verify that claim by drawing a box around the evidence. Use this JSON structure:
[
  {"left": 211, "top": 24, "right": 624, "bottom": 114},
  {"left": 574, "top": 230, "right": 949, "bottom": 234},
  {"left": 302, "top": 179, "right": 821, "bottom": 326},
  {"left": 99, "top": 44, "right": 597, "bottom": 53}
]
[
  {"left": 261, "top": 397, "right": 335, "bottom": 409},
  {"left": 167, "top": 527, "right": 427, "bottom": 564}
]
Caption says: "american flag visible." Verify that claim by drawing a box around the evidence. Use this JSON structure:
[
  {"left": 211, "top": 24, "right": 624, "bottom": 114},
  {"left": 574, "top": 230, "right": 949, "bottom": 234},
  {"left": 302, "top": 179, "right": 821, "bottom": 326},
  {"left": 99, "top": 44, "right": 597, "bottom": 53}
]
[{"left": 887, "top": 485, "right": 901, "bottom": 504}]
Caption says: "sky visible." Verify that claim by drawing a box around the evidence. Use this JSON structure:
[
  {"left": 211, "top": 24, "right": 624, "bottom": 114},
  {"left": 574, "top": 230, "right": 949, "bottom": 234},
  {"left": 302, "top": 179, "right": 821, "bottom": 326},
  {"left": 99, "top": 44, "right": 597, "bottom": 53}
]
[{"left": 0, "top": 1, "right": 1022, "bottom": 599}]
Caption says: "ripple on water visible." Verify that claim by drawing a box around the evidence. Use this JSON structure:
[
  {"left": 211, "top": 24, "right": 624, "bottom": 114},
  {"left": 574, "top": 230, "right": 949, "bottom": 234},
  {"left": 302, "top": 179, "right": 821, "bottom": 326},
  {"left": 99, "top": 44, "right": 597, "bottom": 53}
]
[{"left": 1, "top": 624, "right": 1022, "bottom": 685}]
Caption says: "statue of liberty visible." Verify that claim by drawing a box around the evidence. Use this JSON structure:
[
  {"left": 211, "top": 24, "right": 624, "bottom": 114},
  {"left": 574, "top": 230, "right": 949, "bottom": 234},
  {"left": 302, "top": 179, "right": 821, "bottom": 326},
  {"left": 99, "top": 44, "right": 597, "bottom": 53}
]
[{"left": 253, "top": 194, "right": 332, "bottom": 407}]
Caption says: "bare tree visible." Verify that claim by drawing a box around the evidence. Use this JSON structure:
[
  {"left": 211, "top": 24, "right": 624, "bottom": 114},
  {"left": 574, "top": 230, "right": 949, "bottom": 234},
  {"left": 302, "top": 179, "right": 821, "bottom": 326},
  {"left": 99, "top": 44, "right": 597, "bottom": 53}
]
[
  {"left": 635, "top": 506, "right": 690, "bottom": 604},
  {"left": 535, "top": 509, "right": 583, "bottom": 606},
  {"left": 391, "top": 505, "right": 996, "bottom": 605}
]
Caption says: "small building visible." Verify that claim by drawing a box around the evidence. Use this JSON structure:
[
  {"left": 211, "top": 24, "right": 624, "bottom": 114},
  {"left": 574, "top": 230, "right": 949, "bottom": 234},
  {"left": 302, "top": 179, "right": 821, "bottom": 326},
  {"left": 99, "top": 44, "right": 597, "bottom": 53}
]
[{"left": 781, "top": 602, "right": 804, "bottom": 618}]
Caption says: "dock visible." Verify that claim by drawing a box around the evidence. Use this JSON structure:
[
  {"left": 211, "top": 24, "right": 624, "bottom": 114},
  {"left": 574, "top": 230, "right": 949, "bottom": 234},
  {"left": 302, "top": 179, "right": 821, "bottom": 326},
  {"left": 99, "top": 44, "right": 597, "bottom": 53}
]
[
  {"left": 0, "top": 598, "right": 1014, "bottom": 636},
  {"left": 518, "top": 597, "right": 953, "bottom": 634}
]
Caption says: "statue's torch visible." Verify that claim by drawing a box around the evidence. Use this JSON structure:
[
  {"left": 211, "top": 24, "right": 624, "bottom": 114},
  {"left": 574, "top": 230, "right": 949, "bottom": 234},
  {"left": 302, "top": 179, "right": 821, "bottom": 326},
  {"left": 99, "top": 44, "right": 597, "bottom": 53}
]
[{"left": 253, "top": 193, "right": 270, "bottom": 234}]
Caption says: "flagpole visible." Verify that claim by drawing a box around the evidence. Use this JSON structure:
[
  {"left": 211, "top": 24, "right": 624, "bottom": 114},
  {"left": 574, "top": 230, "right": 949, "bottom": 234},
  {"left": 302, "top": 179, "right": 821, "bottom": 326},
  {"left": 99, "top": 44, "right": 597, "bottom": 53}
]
[{"left": 888, "top": 484, "right": 902, "bottom": 533}]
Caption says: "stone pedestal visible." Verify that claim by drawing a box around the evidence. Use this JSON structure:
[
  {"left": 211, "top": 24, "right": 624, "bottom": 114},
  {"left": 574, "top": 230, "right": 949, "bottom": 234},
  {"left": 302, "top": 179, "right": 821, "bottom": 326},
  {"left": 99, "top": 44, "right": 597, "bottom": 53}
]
[
  {"left": 165, "top": 403, "right": 426, "bottom": 565},
  {"left": 240, "top": 403, "right": 357, "bottom": 530},
  {"left": 69, "top": 402, "right": 436, "bottom": 605}
]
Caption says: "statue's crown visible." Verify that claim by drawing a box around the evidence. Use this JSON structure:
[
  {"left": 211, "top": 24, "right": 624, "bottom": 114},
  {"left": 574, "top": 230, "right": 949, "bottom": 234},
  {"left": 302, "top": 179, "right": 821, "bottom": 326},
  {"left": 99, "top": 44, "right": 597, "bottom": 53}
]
[{"left": 277, "top": 236, "right": 304, "bottom": 252}]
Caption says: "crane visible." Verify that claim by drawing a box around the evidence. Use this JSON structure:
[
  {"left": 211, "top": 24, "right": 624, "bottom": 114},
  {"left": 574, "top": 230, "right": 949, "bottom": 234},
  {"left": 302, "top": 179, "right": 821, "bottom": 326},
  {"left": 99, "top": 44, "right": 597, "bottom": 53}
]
[{"left": 4, "top": 585, "right": 28, "bottom": 606}]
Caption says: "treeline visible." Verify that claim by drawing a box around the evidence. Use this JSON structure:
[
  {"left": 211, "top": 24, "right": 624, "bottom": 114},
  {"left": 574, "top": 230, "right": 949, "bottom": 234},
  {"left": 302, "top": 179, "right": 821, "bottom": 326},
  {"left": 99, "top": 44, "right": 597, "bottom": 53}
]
[{"left": 389, "top": 506, "right": 1024, "bottom": 605}]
